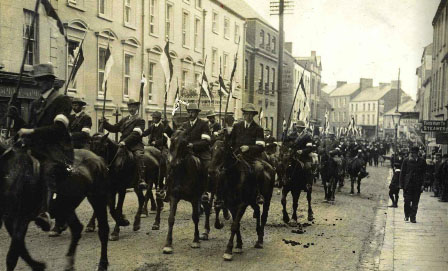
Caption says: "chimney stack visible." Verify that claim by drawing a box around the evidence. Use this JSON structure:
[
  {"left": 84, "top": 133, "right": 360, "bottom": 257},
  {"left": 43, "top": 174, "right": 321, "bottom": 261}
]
[
  {"left": 359, "top": 78, "right": 373, "bottom": 90},
  {"left": 391, "top": 80, "right": 401, "bottom": 89},
  {"left": 311, "top": 51, "right": 316, "bottom": 57},
  {"left": 379, "top": 82, "right": 389, "bottom": 88},
  {"left": 284, "top": 42, "right": 292, "bottom": 53},
  {"left": 336, "top": 81, "right": 347, "bottom": 88}
]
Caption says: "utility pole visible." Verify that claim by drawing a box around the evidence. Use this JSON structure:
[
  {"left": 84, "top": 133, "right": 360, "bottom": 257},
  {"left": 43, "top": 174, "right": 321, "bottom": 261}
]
[{"left": 270, "top": 0, "right": 294, "bottom": 137}]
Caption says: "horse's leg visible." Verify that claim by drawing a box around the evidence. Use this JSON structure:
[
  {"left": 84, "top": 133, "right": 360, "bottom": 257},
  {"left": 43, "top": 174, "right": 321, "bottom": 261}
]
[
  {"left": 223, "top": 204, "right": 247, "bottom": 261},
  {"left": 64, "top": 211, "right": 83, "bottom": 271},
  {"left": 152, "top": 197, "right": 163, "bottom": 230},
  {"left": 5, "top": 219, "right": 46, "bottom": 271},
  {"left": 162, "top": 197, "right": 179, "bottom": 254},
  {"left": 252, "top": 203, "right": 263, "bottom": 248},
  {"left": 257, "top": 194, "right": 272, "bottom": 248},
  {"left": 223, "top": 207, "right": 230, "bottom": 220},
  {"left": 281, "top": 187, "right": 290, "bottom": 224},
  {"left": 234, "top": 229, "right": 243, "bottom": 253},
  {"left": 88, "top": 196, "right": 110, "bottom": 271},
  {"left": 307, "top": 187, "right": 314, "bottom": 221},
  {"left": 214, "top": 203, "right": 224, "bottom": 229},
  {"left": 133, "top": 188, "right": 145, "bottom": 231},
  {"left": 323, "top": 177, "right": 328, "bottom": 200},
  {"left": 85, "top": 212, "right": 96, "bottom": 232},
  {"left": 357, "top": 177, "right": 361, "bottom": 194},
  {"left": 142, "top": 189, "right": 150, "bottom": 218},
  {"left": 148, "top": 182, "right": 157, "bottom": 212},
  {"left": 200, "top": 196, "right": 211, "bottom": 240},
  {"left": 331, "top": 177, "right": 337, "bottom": 201},
  {"left": 350, "top": 176, "right": 355, "bottom": 194},
  {"left": 290, "top": 190, "right": 299, "bottom": 227},
  {"left": 110, "top": 190, "right": 126, "bottom": 241},
  {"left": 191, "top": 200, "right": 201, "bottom": 248}
]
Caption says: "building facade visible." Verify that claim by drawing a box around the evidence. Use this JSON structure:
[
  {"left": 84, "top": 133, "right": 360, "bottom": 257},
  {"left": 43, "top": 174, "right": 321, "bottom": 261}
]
[
  {"left": 415, "top": 43, "right": 433, "bottom": 122},
  {"left": 328, "top": 81, "right": 362, "bottom": 130}
]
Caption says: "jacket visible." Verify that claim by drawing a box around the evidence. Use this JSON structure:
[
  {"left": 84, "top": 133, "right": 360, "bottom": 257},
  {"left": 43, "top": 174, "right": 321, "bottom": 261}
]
[
  {"left": 230, "top": 121, "right": 265, "bottom": 159},
  {"left": 15, "top": 89, "right": 73, "bottom": 164},
  {"left": 142, "top": 121, "right": 173, "bottom": 149},
  {"left": 103, "top": 114, "right": 145, "bottom": 152},
  {"left": 399, "top": 156, "right": 426, "bottom": 190},
  {"left": 182, "top": 118, "right": 211, "bottom": 160},
  {"left": 69, "top": 111, "right": 92, "bottom": 148}
]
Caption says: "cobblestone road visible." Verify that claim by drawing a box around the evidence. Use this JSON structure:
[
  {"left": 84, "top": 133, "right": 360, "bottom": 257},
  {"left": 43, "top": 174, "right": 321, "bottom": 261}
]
[{"left": 0, "top": 165, "right": 391, "bottom": 271}]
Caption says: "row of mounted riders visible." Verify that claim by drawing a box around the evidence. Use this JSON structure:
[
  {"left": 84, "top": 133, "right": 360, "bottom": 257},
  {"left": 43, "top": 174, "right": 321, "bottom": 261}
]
[{"left": 0, "top": 128, "right": 369, "bottom": 271}]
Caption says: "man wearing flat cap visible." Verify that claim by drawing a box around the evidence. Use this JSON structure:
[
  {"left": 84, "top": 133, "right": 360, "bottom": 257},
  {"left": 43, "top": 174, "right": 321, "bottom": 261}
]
[
  {"left": 68, "top": 97, "right": 92, "bottom": 149},
  {"left": 8, "top": 63, "right": 73, "bottom": 232},
  {"left": 206, "top": 110, "right": 221, "bottom": 143},
  {"left": 399, "top": 146, "right": 426, "bottom": 223},
  {"left": 143, "top": 111, "right": 172, "bottom": 150},
  {"left": 100, "top": 99, "right": 147, "bottom": 190}
]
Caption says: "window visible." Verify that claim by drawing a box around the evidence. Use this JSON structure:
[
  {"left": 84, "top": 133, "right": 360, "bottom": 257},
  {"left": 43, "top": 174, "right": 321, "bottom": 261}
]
[
  {"left": 367, "top": 114, "right": 370, "bottom": 124},
  {"left": 271, "top": 68, "right": 275, "bottom": 92},
  {"left": 351, "top": 104, "right": 353, "bottom": 111},
  {"left": 363, "top": 103, "right": 365, "bottom": 111},
  {"left": 368, "top": 103, "right": 370, "bottom": 111},
  {"left": 194, "top": 73, "right": 200, "bottom": 89},
  {"left": 23, "top": 9, "right": 38, "bottom": 65},
  {"left": 148, "top": 62, "right": 155, "bottom": 101},
  {"left": 165, "top": 2, "right": 173, "bottom": 40},
  {"left": 272, "top": 36, "right": 276, "bottom": 53},
  {"left": 362, "top": 114, "right": 365, "bottom": 124},
  {"left": 259, "top": 64, "right": 264, "bottom": 90},
  {"left": 372, "top": 114, "right": 375, "bottom": 124},
  {"left": 259, "top": 30, "right": 264, "bottom": 47},
  {"left": 182, "top": 11, "right": 189, "bottom": 47},
  {"left": 244, "top": 59, "right": 248, "bottom": 90},
  {"left": 99, "top": 0, "right": 106, "bottom": 15},
  {"left": 211, "top": 48, "right": 217, "bottom": 76},
  {"left": 223, "top": 52, "right": 229, "bottom": 77},
  {"left": 123, "top": 54, "right": 133, "bottom": 97},
  {"left": 194, "top": 18, "right": 200, "bottom": 51},
  {"left": 181, "top": 70, "right": 188, "bottom": 89},
  {"left": 149, "top": 0, "right": 158, "bottom": 35},
  {"left": 266, "top": 33, "right": 271, "bottom": 50},
  {"left": 67, "top": 40, "right": 80, "bottom": 91},
  {"left": 373, "top": 103, "right": 375, "bottom": 111},
  {"left": 195, "top": 0, "right": 202, "bottom": 9},
  {"left": 224, "top": 17, "right": 229, "bottom": 39},
  {"left": 265, "top": 66, "right": 270, "bottom": 93},
  {"left": 356, "top": 104, "right": 358, "bottom": 111},
  {"left": 212, "top": 11, "right": 218, "bottom": 33},
  {"left": 234, "top": 23, "right": 240, "bottom": 42},
  {"left": 124, "top": 0, "right": 131, "bottom": 24},
  {"left": 98, "top": 47, "right": 107, "bottom": 95},
  {"left": 343, "top": 112, "right": 346, "bottom": 122}
]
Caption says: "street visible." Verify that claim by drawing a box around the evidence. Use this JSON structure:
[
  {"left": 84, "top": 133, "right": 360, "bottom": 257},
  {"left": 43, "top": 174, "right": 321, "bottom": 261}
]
[{"left": 0, "top": 165, "right": 391, "bottom": 271}]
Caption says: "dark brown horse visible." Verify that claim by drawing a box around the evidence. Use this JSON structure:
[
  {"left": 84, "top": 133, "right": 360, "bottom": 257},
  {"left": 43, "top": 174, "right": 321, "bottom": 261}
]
[
  {"left": 0, "top": 141, "right": 110, "bottom": 271},
  {"left": 88, "top": 133, "right": 159, "bottom": 241},
  {"left": 209, "top": 138, "right": 275, "bottom": 261},
  {"left": 280, "top": 148, "right": 314, "bottom": 227},
  {"left": 347, "top": 156, "right": 368, "bottom": 194},
  {"left": 162, "top": 129, "right": 210, "bottom": 254}
]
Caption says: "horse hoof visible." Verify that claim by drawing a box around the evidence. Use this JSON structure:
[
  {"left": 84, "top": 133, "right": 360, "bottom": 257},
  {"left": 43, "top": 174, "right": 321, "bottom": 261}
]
[
  {"left": 223, "top": 253, "right": 233, "bottom": 261},
  {"left": 190, "top": 242, "right": 200, "bottom": 248},
  {"left": 118, "top": 219, "right": 130, "bottom": 227},
  {"left": 109, "top": 234, "right": 119, "bottom": 241},
  {"left": 96, "top": 265, "right": 108, "bottom": 271},
  {"left": 223, "top": 212, "right": 231, "bottom": 221},
  {"left": 85, "top": 225, "right": 95, "bottom": 232},
  {"left": 234, "top": 248, "right": 243, "bottom": 254},
  {"left": 214, "top": 222, "right": 224, "bottom": 230},
  {"left": 163, "top": 246, "right": 173, "bottom": 254},
  {"left": 254, "top": 242, "right": 263, "bottom": 249},
  {"left": 141, "top": 211, "right": 148, "bottom": 218},
  {"left": 149, "top": 209, "right": 157, "bottom": 214},
  {"left": 152, "top": 224, "right": 160, "bottom": 230},
  {"left": 288, "top": 221, "right": 298, "bottom": 227},
  {"left": 64, "top": 256, "right": 75, "bottom": 271},
  {"left": 48, "top": 230, "right": 61, "bottom": 237},
  {"left": 133, "top": 224, "right": 140, "bottom": 231},
  {"left": 200, "top": 233, "right": 209, "bottom": 240},
  {"left": 32, "top": 261, "right": 46, "bottom": 271},
  {"left": 308, "top": 215, "right": 314, "bottom": 222},
  {"left": 282, "top": 215, "right": 290, "bottom": 224}
]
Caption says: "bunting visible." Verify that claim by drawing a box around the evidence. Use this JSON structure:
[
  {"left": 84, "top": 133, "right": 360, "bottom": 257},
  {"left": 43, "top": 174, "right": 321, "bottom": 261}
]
[{"left": 160, "top": 41, "right": 173, "bottom": 93}]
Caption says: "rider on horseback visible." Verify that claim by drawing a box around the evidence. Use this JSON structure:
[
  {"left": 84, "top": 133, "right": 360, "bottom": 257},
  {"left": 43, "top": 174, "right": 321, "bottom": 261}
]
[
  {"left": 9, "top": 63, "right": 73, "bottom": 232},
  {"left": 206, "top": 110, "right": 221, "bottom": 144},
  {"left": 68, "top": 97, "right": 92, "bottom": 149},
  {"left": 100, "top": 99, "right": 147, "bottom": 190}
]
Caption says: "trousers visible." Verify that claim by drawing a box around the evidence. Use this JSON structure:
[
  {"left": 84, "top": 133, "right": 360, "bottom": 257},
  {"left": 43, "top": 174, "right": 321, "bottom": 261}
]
[{"left": 403, "top": 188, "right": 421, "bottom": 218}]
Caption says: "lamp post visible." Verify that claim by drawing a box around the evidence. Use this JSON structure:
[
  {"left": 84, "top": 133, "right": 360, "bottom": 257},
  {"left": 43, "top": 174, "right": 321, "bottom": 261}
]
[{"left": 392, "top": 110, "right": 401, "bottom": 153}]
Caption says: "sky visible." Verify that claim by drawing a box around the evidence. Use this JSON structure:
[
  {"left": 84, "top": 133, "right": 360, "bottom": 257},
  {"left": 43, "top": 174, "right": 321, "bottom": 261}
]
[{"left": 244, "top": 0, "right": 440, "bottom": 99}]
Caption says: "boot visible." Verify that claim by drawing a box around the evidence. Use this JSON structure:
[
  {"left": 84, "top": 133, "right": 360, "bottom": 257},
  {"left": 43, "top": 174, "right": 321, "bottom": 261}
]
[
  {"left": 35, "top": 190, "right": 52, "bottom": 232},
  {"left": 136, "top": 155, "right": 147, "bottom": 190}
]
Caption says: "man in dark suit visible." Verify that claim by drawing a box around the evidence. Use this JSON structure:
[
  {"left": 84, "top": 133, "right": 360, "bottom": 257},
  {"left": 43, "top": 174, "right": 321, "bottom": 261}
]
[
  {"left": 181, "top": 103, "right": 212, "bottom": 201},
  {"left": 68, "top": 97, "right": 92, "bottom": 149},
  {"left": 399, "top": 146, "right": 426, "bottom": 223},
  {"left": 206, "top": 110, "right": 221, "bottom": 141},
  {"left": 10, "top": 63, "right": 73, "bottom": 232},
  {"left": 143, "top": 111, "right": 172, "bottom": 150},
  {"left": 228, "top": 103, "right": 269, "bottom": 204},
  {"left": 100, "top": 99, "right": 147, "bottom": 189}
]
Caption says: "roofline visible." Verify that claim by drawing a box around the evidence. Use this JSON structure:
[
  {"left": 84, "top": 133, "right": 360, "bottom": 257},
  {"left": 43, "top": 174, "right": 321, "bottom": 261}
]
[
  {"left": 432, "top": 0, "right": 447, "bottom": 26},
  {"left": 246, "top": 18, "right": 278, "bottom": 33},
  {"left": 210, "top": 0, "right": 246, "bottom": 21}
]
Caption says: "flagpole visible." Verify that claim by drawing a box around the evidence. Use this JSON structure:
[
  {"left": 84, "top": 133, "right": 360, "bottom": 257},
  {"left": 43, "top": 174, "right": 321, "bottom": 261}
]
[
  {"left": 197, "top": 55, "right": 207, "bottom": 110},
  {"left": 219, "top": 56, "right": 223, "bottom": 125},
  {"left": 224, "top": 36, "right": 240, "bottom": 128},
  {"left": 5, "top": 0, "right": 41, "bottom": 138},
  {"left": 283, "top": 64, "right": 307, "bottom": 142},
  {"left": 64, "top": 30, "right": 88, "bottom": 95},
  {"left": 139, "top": 74, "right": 145, "bottom": 118},
  {"left": 177, "top": 78, "right": 182, "bottom": 120},
  {"left": 99, "top": 37, "right": 112, "bottom": 132}
]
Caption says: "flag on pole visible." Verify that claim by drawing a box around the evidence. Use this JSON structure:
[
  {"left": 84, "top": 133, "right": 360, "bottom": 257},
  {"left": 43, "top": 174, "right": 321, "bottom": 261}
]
[
  {"left": 348, "top": 115, "right": 355, "bottom": 134},
  {"left": 324, "top": 109, "right": 329, "bottom": 134},
  {"left": 41, "top": 0, "right": 67, "bottom": 42},
  {"left": 229, "top": 53, "right": 238, "bottom": 98},
  {"left": 200, "top": 71, "right": 212, "bottom": 102},
  {"left": 160, "top": 41, "right": 173, "bottom": 93},
  {"left": 140, "top": 73, "right": 147, "bottom": 101},
  {"left": 102, "top": 44, "right": 114, "bottom": 91},
  {"left": 172, "top": 85, "right": 180, "bottom": 116},
  {"left": 259, "top": 107, "right": 264, "bottom": 123},
  {"left": 68, "top": 46, "right": 84, "bottom": 85},
  {"left": 218, "top": 74, "right": 229, "bottom": 96}
]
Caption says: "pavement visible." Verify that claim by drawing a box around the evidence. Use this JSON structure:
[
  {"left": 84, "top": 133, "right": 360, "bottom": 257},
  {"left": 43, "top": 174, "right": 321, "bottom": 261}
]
[{"left": 379, "top": 186, "right": 448, "bottom": 271}]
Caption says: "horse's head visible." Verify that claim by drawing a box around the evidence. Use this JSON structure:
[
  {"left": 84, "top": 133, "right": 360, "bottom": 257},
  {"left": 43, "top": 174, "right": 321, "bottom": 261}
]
[
  {"left": 209, "top": 139, "right": 226, "bottom": 176},
  {"left": 90, "top": 133, "right": 113, "bottom": 158},
  {"left": 169, "top": 129, "right": 191, "bottom": 165}
]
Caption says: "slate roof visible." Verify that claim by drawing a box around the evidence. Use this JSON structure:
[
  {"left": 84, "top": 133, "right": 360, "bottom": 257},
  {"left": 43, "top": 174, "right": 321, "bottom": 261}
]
[
  {"left": 384, "top": 100, "right": 416, "bottom": 115},
  {"left": 351, "top": 84, "right": 393, "bottom": 102},
  {"left": 329, "top": 83, "right": 360, "bottom": 97}
]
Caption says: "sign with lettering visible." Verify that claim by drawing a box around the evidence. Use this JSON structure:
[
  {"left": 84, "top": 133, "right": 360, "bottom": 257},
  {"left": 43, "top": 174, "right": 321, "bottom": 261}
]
[
  {"left": 0, "top": 86, "right": 40, "bottom": 99},
  {"left": 436, "top": 133, "right": 448, "bottom": 144},
  {"left": 422, "top": 120, "right": 446, "bottom": 132}
]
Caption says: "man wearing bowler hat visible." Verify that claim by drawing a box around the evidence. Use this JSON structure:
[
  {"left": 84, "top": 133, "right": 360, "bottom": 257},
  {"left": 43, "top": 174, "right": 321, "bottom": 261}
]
[
  {"left": 143, "top": 111, "right": 172, "bottom": 150},
  {"left": 399, "top": 146, "right": 426, "bottom": 223},
  {"left": 100, "top": 99, "right": 147, "bottom": 190},
  {"left": 206, "top": 110, "right": 221, "bottom": 142},
  {"left": 9, "top": 63, "right": 73, "bottom": 231},
  {"left": 68, "top": 97, "right": 92, "bottom": 149}
]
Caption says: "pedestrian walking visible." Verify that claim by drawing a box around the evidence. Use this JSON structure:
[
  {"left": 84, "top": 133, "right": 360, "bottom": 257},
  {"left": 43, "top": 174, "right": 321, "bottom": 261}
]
[
  {"left": 399, "top": 146, "right": 427, "bottom": 223},
  {"left": 388, "top": 168, "right": 400, "bottom": 208}
]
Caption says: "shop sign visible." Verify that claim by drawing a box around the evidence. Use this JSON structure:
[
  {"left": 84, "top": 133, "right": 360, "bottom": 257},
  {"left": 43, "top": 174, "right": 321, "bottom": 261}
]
[
  {"left": 422, "top": 120, "right": 446, "bottom": 132},
  {"left": 0, "top": 86, "right": 40, "bottom": 99},
  {"left": 436, "top": 133, "right": 448, "bottom": 144}
]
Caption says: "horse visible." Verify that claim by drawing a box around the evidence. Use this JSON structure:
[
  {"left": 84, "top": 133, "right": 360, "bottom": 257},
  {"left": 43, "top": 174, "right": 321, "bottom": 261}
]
[
  {"left": 210, "top": 138, "right": 275, "bottom": 261},
  {"left": 280, "top": 148, "right": 315, "bottom": 227},
  {"left": 141, "top": 146, "right": 162, "bottom": 218},
  {"left": 88, "top": 133, "right": 159, "bottom": 241},
  {"left": 0, "top": 141, "right": 110, "bottom": 271},
  {"left": 162, "top": 129, "right": 211, "bottom": 254},
  {"left": 347, "top": 156, "right": 368, "bottom": 194}
]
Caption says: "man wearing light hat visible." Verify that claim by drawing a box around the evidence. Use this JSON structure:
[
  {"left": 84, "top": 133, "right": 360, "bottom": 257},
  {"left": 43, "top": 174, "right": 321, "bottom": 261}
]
[
  {"left": 100, "top": 98, "right": 147, "bottom": 189},
  {"left": 9, "top": 63, "right": 73, "bottom": 232},
  {"left": 68, "top": 97, "right": 92, "bottom": 149},
  {"left": 143, "top": 111, "right": 172, "bottom": 150},
  {"left": 206, "top": 110, "right": 221, "bottom": 142}
]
